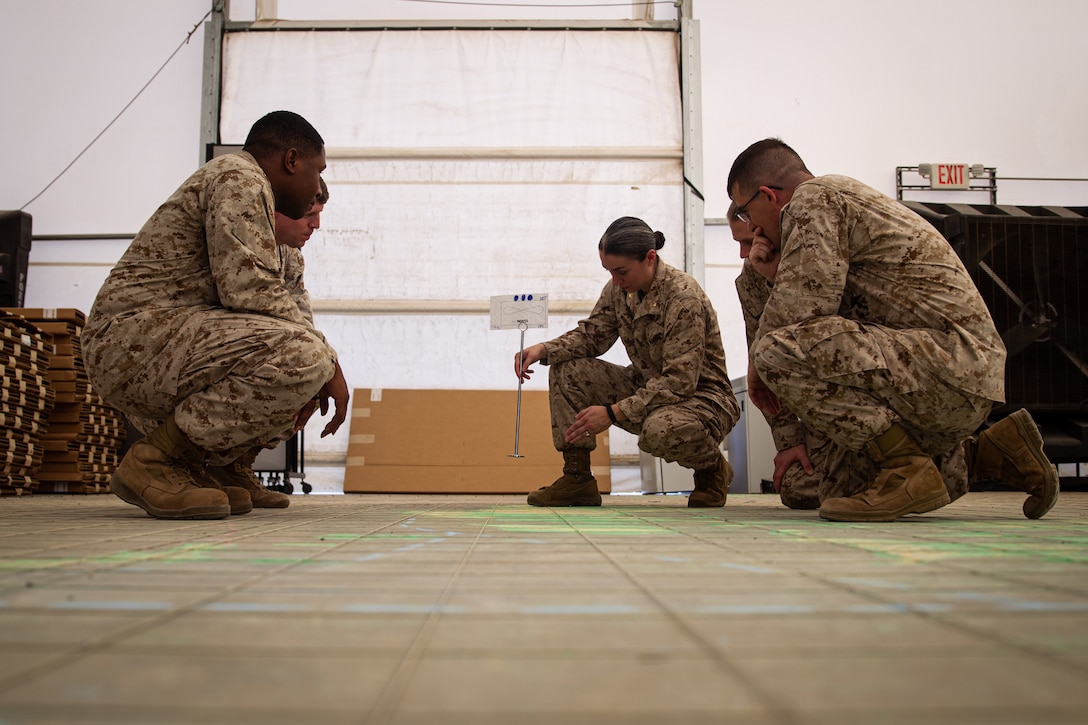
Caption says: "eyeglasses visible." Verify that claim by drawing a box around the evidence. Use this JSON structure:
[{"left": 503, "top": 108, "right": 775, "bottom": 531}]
[{"left": 735, "top": 185, "right": 782, "bottom": 225}]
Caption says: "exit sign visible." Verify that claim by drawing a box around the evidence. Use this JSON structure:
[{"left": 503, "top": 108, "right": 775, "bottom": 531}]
[{"left": 929, "top": 163, "right": 970, "bottom": 190}]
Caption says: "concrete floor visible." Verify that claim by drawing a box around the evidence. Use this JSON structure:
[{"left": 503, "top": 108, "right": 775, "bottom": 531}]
[{"left": 1, "top": 491, "right": 1086, "bottom": 725}]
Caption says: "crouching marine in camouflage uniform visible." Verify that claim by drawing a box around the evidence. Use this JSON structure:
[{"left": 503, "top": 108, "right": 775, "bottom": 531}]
[
  {"left": 84, "top": 111, "right": 350, "bottom": 520},
  {"left": 513, "top": 216, "right": 740, "bottom": 508},
  {"left": 727, "top": 138, "right": 1058, "bottom": 522}
]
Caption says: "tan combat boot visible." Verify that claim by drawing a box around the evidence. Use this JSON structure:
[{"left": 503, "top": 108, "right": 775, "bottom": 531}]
[
  {"left": 819, "top": 424, "right": 950, "bottom": 522},
  {"left": 527, "top": 448, "right": 601, "bottom": 507},
  {"left": 109, "top": 415, "right": 231, "bottom": 520},
  {"left": 688, "top": 453, "right": 731, "bottom": 508},
  {"left": 187, "top": 461, "right": 253, "bottom": 516},
  {"left": 966, "top": 408, "right": 1059, "bottom": 519},
  {"left": 207, "top": 447, "right": 291, "bottom": 509}
]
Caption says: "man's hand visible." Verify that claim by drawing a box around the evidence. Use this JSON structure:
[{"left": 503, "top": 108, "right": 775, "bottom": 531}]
[
  {"left": 314, "top": 360, "right": 350, "bottom": 438},
  {"left": 749, "top": 226, "right": 780, "bottom": 282},
  {"left": 772, "top": 444, "right": 813, "bottom": 493},
  {"left": 293, "top": 399, "right": 319, "bottom": 432},
  {"left": 747, "top": 359, "right": 781, "bottom": 416}
]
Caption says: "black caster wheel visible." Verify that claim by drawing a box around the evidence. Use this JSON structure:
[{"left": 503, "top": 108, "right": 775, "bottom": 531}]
[{"left": 301, "top": 482, "right": 312, "bottom": 494}]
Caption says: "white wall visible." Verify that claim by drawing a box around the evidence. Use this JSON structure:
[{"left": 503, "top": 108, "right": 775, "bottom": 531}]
[
  {"left": 5, "top": 0, "right": 1085, "bottom": 315},
  {"left": 1, "top": 0, "right": 210, "bottom": 234},
  {"left": 2, "top": 0, "right": 1086, "bottom": 487},
  {"left": 0, "top": 0, "right": 210, "bottom": 307},
  {"left": 698, "top": 0, "right": 1088, "bottom": 216}
]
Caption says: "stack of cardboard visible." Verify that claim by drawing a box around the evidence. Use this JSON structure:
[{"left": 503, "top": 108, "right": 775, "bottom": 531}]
[
  {"left": 2, "top": 308, "right": 125, "bottom": 494},
  {"left": 0, "top": 310, "right": 55, "bottom": 495}
]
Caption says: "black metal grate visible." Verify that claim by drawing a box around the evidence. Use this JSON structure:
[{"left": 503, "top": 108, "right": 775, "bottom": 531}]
[
  {"left": 903, "top": 202, "right": 1088, "bottom": 415},
  {"left": 970, "top": 216, "right": 1087, "bottom": 412}
]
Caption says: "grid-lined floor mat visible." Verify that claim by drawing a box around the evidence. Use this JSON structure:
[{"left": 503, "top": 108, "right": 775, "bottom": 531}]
[{"left": 1, "top": 492, "right": 1087, "bottom": 724}]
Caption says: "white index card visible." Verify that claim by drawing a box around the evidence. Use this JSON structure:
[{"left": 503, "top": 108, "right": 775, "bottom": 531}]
[{"left": 490, "top": 294, "right": 549, "bottom": 330}]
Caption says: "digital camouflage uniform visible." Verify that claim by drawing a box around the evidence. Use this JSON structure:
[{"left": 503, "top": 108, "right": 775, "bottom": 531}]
[
  {"left": 738, "top": 261, "right": 967, "bottom": 507},
  {"left": 751, "top": 175, "right": 1006, "bottom": 501},
  {"left": 543, "top": 260, "right": 739, "bottom": 471},
  {"left": 83, "top": 152, "right": 337, "bottom": 466},
  {"left": 736, "top": 260, "right": 822, "bottom": 508}
]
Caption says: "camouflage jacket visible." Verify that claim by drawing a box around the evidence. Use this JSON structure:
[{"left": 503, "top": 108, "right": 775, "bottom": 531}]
[
  {"left": 755, "top": 174, "right": 1005, "bottom": 402},
  {"left": 543, "top": 260, "right": 734, "bottom": 424},
  {"left": 84, "top": 151, "right": 329, "bottom": 388}
]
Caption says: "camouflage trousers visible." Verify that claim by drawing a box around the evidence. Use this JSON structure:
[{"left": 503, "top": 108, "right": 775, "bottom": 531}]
[
  {"left": 752, "top": 317, "right": 994, "bottom": 501},
  {"left": 93, "top": 310, "right": 335, "bottom": 465},
  {"left": 549, "top": 358, "right": 737, "bottom": 471}
]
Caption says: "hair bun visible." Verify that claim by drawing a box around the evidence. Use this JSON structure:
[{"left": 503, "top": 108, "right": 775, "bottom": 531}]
[{"left": 654, "top": 231, "right": 665, "bottom": 250}]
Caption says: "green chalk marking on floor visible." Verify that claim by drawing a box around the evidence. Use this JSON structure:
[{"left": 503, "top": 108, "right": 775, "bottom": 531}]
[
  {"left": 0, "top": 558, "right": 78, "bottom": 571},
  {"left": 270, "top": 542, "right": 338, "bottom": 548},
  {"left": 362, "top": 508, "right": 685, "bottom": 537},
  {"left": 0, "top": 543, "right": 229, "bottom": 571}
]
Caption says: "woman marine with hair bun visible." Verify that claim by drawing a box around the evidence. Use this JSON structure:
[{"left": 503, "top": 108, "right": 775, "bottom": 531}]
[{"left": 514, "top": 216, "right": 740, "bottom": 507}]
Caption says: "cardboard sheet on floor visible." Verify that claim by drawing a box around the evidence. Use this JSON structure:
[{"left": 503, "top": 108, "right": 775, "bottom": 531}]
[{"left": 343, "top": 389, "right": 610, "bottom": 494}]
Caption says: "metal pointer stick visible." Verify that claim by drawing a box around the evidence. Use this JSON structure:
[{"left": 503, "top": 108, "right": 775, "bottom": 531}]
[{"left": 509, "top": 322, "right": 528, "bottom": 458}]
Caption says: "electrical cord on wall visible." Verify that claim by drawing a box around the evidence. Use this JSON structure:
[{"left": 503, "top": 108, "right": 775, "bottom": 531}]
[{"left": 19, "top": 4, "right": 218, "bottom": 212}]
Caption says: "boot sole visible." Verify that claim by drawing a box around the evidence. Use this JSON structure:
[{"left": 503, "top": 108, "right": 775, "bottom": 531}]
[
  {"left": 110, "top": 475, "right": 231, "bottom": 520},
  {"left": 819, "top": 489, "right": 951, "bottom": 523},
  {"left": 527, "top": 497, "right": 602, "bottom": 507},
  {"left": 1008, "top": 409, "right": 1060, "bottom": 519},
  {"left": 251, "top": 499, "right": 291, "bottom": 509}
]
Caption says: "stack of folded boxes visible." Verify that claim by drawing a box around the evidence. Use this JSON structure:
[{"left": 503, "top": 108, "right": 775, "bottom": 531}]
[
  {"left": 0, "top": 310, "right": 55, "bottom": 495},
  {"left": 2, "top": 308, "right": 125, "bottom": 494}
]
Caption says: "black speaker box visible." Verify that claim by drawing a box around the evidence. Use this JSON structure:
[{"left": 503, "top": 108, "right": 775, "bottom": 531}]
[
  {"left": 0, "top": 211, "right": 32, "bottom": 307},
  {"left": 904, "top": 202, "right": 1088, "bottom": 462}
]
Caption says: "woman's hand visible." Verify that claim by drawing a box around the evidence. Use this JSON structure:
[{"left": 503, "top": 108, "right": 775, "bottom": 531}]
[
  {"left": 514, "top": 343, "right": 547, "bottom": 382},
  {"left": 564, "top": 405, "right": 613, "bottom": 444}
]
